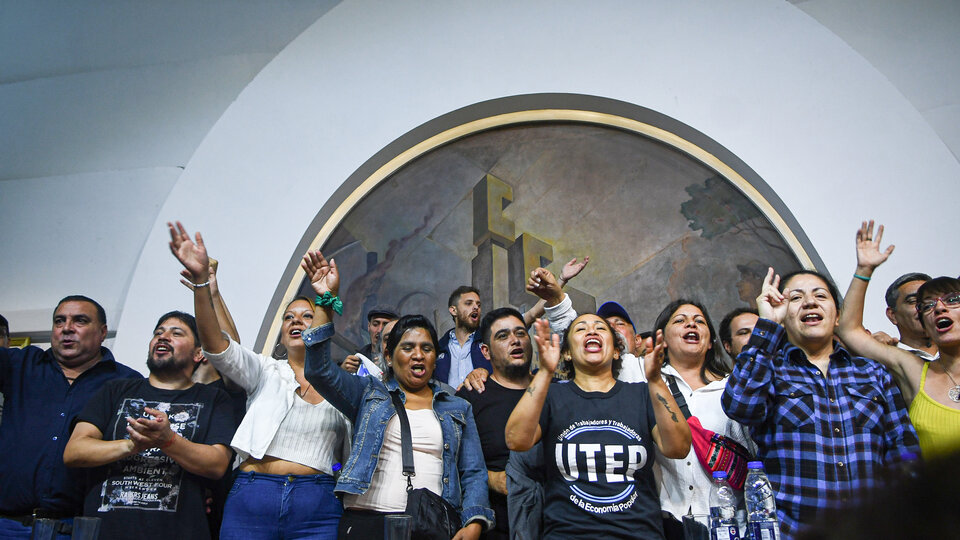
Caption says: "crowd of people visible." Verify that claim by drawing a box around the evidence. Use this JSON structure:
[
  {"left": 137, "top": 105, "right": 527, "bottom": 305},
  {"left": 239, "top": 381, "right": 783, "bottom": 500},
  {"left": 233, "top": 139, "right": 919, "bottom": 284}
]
[{"left": 0, "top": 218, "right": 957, "bottom": 540}]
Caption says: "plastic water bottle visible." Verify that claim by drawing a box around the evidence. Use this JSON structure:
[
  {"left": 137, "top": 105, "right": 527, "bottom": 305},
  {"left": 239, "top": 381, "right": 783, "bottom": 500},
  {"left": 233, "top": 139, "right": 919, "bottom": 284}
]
[
  {"left": 744, "top": 461, "right": 780, "bottom": 540},
  {"left": 709, "top": 471, "right": 741, "bottom": 540}
]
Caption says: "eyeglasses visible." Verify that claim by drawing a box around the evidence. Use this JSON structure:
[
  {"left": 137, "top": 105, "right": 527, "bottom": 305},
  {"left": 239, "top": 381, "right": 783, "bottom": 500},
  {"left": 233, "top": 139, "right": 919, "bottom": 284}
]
[{"left": 917, "top": 292, "right": 960, "bottom": 315}]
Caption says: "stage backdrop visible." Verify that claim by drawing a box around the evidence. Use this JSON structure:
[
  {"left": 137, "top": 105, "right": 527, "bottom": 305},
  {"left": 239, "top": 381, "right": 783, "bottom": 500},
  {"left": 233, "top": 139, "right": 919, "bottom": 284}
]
[{"left": 265, "top": 97, "right": 812, "bottom": 358}]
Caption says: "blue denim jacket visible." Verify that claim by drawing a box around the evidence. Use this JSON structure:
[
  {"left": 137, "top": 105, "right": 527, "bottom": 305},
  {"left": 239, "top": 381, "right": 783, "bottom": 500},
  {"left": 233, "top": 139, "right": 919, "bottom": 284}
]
[{"left": 303, "top": 323, "right": 495, "bottom": 529}]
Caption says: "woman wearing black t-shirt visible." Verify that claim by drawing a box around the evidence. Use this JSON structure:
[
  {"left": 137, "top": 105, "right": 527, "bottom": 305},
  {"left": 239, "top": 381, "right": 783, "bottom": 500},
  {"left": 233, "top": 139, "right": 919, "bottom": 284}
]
[{"left": 505, "top": 316, "right": 691, "bottom": 539}]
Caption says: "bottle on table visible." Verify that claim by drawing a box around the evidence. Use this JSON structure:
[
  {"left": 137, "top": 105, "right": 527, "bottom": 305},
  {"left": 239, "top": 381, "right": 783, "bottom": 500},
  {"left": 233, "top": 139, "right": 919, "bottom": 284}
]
[
  {"left": 744, "top": 461, "right": 780, "bottom": 540},
  {"left": 709, "top": 470, "right": 741, "bottom": 540}
]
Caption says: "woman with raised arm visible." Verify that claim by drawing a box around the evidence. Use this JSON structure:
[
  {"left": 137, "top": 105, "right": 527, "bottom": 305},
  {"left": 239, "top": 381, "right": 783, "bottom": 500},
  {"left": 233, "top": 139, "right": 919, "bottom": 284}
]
[
  {"left": 504, "top": 314, "right": 691, "bottom": 540},
  {"left": 169, "top": 222, "right": 351, "bottom": 540},
  {"left": 650, "top": 299, "right": 754, "bottom": 534},
  {"left": 298, "top": 251, "right": 493, "bottom": 540},
  {"left": 836, "top": 220, "right": 960, "bottom": 459},
  {"left": 722, "top": 263, "right": 919, "bottom": 539}
]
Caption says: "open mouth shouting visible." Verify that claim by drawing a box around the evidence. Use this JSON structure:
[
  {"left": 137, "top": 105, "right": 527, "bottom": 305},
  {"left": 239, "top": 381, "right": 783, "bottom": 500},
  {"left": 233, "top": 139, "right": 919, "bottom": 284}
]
[
  {"left": 584, "top": 335, "right": 603, "bottom": 353},
  {"left": 800, "top": 312, "right": 824, "bottom": 325},
  {"left": 152, "top": 342, "right": 172, "bottom": 357},
  {"left": 408, "top": 362, "right": 428, "bottom": 380},
  {"left": 682, "top": 330, "right": 700, "bottom": 344},
  {"left": 934, "top": 316, "right": 954, "bottom": 333}
]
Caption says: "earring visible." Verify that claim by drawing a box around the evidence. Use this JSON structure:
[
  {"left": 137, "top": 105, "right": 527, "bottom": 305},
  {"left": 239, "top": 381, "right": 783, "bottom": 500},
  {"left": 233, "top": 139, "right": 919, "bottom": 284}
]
[{"left": 272, "top": 342, "right": 288, "bottom": 360}]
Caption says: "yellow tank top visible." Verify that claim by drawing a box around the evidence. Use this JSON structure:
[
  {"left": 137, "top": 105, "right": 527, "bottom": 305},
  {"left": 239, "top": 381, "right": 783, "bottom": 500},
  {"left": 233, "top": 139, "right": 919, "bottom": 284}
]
[{"left": 908, "top": 361, "right": 960, "bottom": 459}]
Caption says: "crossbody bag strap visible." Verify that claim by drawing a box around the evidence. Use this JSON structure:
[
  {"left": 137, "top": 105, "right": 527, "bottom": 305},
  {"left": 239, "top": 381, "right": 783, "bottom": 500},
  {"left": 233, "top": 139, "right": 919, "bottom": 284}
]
[
  {"left": 665, "top": 375, "right": 692, "bottom": 419},
  {"left": 389, "top": 390, "right": 416, "bottom": 491}
]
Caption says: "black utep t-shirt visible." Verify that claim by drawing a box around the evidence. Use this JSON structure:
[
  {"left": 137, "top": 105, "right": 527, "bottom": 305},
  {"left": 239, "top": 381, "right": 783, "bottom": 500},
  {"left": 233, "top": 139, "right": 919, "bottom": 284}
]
[
  {"left": 457, "top": 379, "right": 526, "bottom": 537},
  {"left": 538, "top": 380, "right": 663, "bottom": 540},
  {"left": 77, "top": 379, "right": 236, "bottom": 540}
]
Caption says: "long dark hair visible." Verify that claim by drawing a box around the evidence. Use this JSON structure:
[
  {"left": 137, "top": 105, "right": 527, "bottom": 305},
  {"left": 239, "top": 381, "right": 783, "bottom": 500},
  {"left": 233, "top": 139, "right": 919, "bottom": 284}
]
[
  {"left": 652, "top": 299, "right": 729, "bottom": 384},
  {"left": 556, "top": 315, "right": 624, "bottom": 381},
  {"left": 383, "top": 314, "right": 441, "bottom": 380}
]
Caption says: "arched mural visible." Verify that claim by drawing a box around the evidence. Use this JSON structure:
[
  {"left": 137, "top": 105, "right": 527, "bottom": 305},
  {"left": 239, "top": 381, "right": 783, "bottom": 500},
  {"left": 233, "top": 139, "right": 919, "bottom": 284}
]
[{"left": 259, "top": 98, "right": 817, "bottom": 359}]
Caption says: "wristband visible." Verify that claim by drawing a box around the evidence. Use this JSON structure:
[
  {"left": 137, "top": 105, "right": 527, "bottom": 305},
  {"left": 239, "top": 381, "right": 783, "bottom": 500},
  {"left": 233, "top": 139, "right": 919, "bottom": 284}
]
[
  {"left": 160, "top": 432, "right": 178, "bottom": 450},
  {"left": 185, "top": 280, "right": 211, "bottom": 289},
  {"left": 853, "top": 274, "right": 871, "bottom": 282},
  {"left": 315, "top": 292, "right": 344, "bottom": 315}
]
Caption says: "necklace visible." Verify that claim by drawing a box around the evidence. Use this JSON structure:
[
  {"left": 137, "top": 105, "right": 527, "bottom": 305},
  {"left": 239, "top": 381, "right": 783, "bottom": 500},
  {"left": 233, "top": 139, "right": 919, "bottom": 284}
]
[{"left": 939, "top": 359, "right": 960, "bottom": 402}]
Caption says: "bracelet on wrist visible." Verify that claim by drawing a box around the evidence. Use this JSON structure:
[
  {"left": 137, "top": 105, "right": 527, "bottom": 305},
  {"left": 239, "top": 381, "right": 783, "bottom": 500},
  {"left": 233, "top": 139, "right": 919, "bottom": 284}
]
[
  {"left": 185, "top": 279, "right": 211, "bottom": 289},
  {"left": 853, "top": 273, "right": 871, "bottom": 282},
  {"left": 160, "top": 432, "right": 178, "bottom": 450},
  {"left": 315, "top": 291, "right": 344, "bottom": 315}
]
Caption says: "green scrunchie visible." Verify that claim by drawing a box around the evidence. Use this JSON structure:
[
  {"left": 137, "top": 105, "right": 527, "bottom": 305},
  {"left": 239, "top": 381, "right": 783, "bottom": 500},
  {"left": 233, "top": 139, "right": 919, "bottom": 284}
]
[{"left": 315, "top": 292, "right": 343, "bottom": 315}]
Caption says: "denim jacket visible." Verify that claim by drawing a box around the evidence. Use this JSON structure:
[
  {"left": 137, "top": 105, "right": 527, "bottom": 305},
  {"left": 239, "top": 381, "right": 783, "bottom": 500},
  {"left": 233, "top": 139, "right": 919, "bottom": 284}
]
[{"left": 303, "top": 323, "right": 495, "bottom": 529}]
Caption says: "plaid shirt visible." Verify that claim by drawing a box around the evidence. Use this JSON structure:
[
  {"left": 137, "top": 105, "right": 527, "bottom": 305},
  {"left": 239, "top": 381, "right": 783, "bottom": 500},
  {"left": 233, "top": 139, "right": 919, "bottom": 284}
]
[{"left": 721, "top": 319, "right": 919, "bottom": 539}]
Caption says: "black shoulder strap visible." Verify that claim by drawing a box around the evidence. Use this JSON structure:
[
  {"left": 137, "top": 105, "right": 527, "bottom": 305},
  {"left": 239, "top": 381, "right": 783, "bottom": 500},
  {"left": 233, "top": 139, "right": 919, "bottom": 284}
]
[
  {"left": 389, "top": 390, "right": 416, "bottom": 490},
  {"left": 665, "top": 375, "right": 692, "bottom": 419}
]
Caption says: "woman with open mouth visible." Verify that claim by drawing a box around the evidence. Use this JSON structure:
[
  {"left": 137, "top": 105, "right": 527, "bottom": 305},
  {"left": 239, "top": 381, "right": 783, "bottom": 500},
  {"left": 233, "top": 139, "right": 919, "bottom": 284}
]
[
  {"left": 722, "top": 246, "right": 919, "bottom": 539},
  {"left": 300, "top": 251, "right": 494, "bottom": 540},
  {"left": 650, "top": 299, "right": 754, "bottom": 536},
  {"left": 504, "top": 313, "right": 691, "bottom": 539},
  {"left": 837, "top": 220, "right": 960, "bottom": 460},
  {"left": 169, "top": 223, "right": 352, "bottom": 540}
]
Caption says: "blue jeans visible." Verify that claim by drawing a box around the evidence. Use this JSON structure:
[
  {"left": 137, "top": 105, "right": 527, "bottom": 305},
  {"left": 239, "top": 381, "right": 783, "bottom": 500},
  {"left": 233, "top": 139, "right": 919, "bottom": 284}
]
[
  {"left": 220, "top": 471, "right": 342, "bottom": 540},
  {"left": 0, "top": 517, "right": 72, "bottom": 540}
]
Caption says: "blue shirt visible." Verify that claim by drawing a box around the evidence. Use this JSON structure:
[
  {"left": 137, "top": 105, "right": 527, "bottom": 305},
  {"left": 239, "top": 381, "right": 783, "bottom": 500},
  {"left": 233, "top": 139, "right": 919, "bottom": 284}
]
[
  {"left": 435, "top": 330, "right": 491, "bottom": 388},
  {"left": 0, "top": 345, "right": 141, "bottom": 514},
  {"left": 721, "top": 319, "right": 919, "bottom": 539}
]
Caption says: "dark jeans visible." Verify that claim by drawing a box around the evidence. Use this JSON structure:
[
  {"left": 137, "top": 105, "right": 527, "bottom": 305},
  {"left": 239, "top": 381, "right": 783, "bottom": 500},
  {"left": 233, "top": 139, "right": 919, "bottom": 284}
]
[
  {"left": 219, "top": 471, "right": 342, "bottom": 540},
  {"left": 0, "top": 516, "right": 73, "bottom": 540}
]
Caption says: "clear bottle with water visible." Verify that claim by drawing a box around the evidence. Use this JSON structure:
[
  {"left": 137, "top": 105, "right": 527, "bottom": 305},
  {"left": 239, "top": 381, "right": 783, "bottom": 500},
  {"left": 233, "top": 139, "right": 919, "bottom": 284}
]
[
  {"left": 744, "top": 461, "right": 780, "bottom": 540},
  {"left": 709, "top": 471, "right": 741, "bottom": 540}
]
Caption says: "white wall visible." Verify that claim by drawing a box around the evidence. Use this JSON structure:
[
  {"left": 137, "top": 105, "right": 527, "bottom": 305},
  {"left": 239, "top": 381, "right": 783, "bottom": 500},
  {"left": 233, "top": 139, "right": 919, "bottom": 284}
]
[{"left": 112, "top": 0, "right": 960, "bottom": 373}]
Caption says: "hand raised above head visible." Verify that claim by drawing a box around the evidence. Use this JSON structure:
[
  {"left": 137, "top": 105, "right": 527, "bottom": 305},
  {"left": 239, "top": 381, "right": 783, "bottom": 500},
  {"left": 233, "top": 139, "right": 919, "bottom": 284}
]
[
  {"left": 526, "top": 267, "right": 563, "bottom": 304},
  {"left": 856, "top": 219, "right": 895, "bottom": 270},
  {"left": 757, "top": 266, "right": 787, "bottom": 324},
  {"left": 300, "top": 250, "right": 339, "bottom": 297},
  {"left": 168, "top": 221, "right": 210, "bottom": 283},
  {"left": 560, "top": 256, "right": 590, "bottom": 283}
]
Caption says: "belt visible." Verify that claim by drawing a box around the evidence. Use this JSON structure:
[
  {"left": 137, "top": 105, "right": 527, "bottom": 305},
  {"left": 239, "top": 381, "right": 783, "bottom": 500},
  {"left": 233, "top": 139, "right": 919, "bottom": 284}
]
[{"left": 1, "top": 510, "right": 73, "bottom": 532}]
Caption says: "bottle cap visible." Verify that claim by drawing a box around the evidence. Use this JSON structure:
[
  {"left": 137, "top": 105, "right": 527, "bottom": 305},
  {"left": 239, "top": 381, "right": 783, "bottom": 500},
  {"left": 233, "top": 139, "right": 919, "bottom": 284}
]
[
  {"left": 747, "top": 461, "right": 764, "bottom": 470},
  {"left": 712, "top": 471, "right": 728, "bottom": 479}
]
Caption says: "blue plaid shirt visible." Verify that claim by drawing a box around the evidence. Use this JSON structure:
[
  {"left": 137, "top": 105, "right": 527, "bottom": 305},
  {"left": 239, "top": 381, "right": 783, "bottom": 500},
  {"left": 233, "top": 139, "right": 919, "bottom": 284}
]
[{"left": 721, "top": 319, "right": 919, "bottom": 539}]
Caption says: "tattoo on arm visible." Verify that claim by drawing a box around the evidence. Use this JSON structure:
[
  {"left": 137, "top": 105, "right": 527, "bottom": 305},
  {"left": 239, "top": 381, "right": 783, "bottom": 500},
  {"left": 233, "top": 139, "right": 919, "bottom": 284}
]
[
  {"left": 656, "top": 393, "right": 680, "bottom": 423},
  {"left": 525, "top": 385, "right": 536, "bottom": 396}
]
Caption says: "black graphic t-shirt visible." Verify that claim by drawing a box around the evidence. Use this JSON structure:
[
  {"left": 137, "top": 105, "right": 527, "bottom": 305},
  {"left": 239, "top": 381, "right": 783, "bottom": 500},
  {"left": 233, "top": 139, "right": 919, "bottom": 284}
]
[
  {"left": 77, "top": 378, "right": 236, "bottom": 540},
  {"left": 538, "top": 380, "right": 663, "bottom": 539}
]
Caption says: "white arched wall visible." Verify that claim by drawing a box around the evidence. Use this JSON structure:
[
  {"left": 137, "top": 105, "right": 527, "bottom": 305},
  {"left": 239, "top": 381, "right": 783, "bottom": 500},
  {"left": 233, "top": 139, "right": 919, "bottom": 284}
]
[{"left": 115, "top": 0, "right": 960, "bottom": 373}]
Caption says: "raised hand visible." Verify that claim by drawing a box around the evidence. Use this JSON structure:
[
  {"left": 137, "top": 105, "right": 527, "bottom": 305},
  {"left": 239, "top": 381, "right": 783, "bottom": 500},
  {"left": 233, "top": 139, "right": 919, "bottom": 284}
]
[
  {"left": 300, "top": 250, "right": 339, "bottom": 297},
  {"left": 168, "top": 221, "right": 210, "bottom": 283},
  {"left": 756, "top": 267, "right": 787, "bottom": 324},
  {"left": 559, "top": 256, "right": 590, "bottom": 284},
  {"left": 532, "top": 318, "right": 561, "bottom": 374},
  {"left": 526, "top": 267, "right": 563, "bottom": 305},
  {"left": 643, "top": 330, "right": 666, "bottom": 383},
  {"left": 856, "top": 219, "right": 894, "bottom": 271}
]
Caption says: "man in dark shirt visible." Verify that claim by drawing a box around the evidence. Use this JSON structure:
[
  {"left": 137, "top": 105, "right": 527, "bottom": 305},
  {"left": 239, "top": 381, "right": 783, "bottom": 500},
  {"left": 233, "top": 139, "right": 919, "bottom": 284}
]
[
  {"left": 457, "top": 307, "right": 533, "bottom": 540},
  {"left": 0, "top": 296, "right": 140, "bottom": 538},
  {"left": 64, "top": 311, "right": 235, "bottom": 540}
]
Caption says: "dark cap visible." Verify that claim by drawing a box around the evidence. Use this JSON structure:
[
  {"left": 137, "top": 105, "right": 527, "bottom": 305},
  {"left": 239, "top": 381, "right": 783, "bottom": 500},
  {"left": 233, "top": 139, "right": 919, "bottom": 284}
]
[
  {"left": 596, "top": 301, "right": 635, "bottom": 332},
  {"left": 366, "top": 305, "right": 400, "bottom": 322}
]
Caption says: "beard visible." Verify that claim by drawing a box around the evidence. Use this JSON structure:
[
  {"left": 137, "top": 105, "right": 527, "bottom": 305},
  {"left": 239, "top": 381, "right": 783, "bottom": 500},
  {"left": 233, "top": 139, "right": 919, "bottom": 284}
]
[
  {"left": 147, "top": 353, "right": 190, "bottom": 375},
  {"left": 497, "top": 359, "right": 532, "bottom": 381}
]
